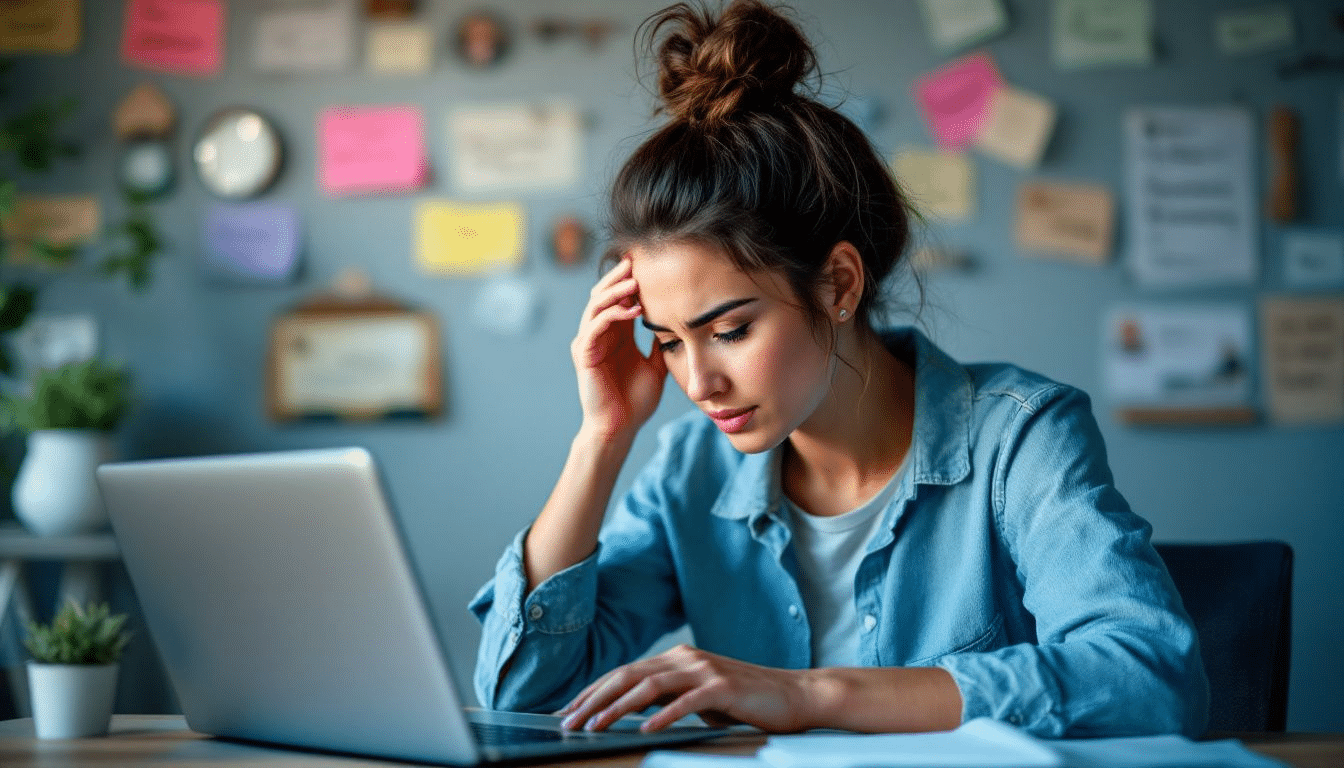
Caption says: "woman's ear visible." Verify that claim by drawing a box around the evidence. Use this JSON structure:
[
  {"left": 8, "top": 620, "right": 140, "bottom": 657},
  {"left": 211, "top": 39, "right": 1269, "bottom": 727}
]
[{"left": 823, "top": 241, "right": 865, "bottom": 321}]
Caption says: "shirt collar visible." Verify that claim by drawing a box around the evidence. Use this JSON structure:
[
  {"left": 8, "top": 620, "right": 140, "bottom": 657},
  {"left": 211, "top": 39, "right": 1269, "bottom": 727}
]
[
  {"left": 889, "top": 327, "right": 972, "bottom": 487},
  {"left": 710, "top": 326, "right": 972, "bottom": 524}
]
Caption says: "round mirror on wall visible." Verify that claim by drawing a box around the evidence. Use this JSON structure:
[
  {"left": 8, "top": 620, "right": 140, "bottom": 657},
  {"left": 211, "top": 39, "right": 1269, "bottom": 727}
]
[{"left": 192, "top": 108, "right": 284, "bottom": 199}]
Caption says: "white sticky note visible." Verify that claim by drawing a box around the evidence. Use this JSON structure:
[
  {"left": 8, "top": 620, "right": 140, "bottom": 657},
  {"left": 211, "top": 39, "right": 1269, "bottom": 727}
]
[
  {"left": 917, "top": 0, "right": 1008, "bottom": 52},
  {"left": 367, "top": 21, "right": 433, "bottom": 74},
  {"left": 1216, "top": 4, "right": 1294, "bottom": 56},
  {"left": 1052, "top": 0, "right": 1153, "bottom": 69},
  {"left": 1283, "top": 231, "right": 1344, "bottom": 288},
  {"left": 253, "top": 1, "right": 353, "bottom": 73}
]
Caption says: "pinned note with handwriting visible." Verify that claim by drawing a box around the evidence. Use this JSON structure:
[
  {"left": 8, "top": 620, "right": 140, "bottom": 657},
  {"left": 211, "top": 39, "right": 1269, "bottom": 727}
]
[
  {"left": 121, "top": 0, "right": 223, "bottom": 76},
  {"left": 1261, "top": 296, "right": 1344, "bottom": 425}
]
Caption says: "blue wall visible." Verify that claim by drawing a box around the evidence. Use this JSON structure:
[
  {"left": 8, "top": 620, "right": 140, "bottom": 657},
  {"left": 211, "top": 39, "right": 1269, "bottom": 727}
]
[{"left": 4, "top": 0, "right": 1341, "bottom": 729}]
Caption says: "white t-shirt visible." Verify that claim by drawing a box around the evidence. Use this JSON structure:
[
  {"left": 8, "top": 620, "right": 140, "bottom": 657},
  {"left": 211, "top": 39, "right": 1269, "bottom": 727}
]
[{"left": 786, "top": 470, "right": 902, "bottom": 668}]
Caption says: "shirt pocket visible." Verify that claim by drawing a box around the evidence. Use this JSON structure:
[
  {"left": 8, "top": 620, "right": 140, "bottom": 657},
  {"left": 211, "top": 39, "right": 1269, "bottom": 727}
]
[{"left": 906, "top": 613, "right": 1004, "bottom": 667}]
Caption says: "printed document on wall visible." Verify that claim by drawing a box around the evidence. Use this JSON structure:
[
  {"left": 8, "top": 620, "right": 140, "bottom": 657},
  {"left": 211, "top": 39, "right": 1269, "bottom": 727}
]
[
  {"left": 447, "top": 102, "right": 583, "bottom": 191},
  {"left": 1125, "top": 107, "right": 1256, "bottom": 288},
  {"left": 1260, "top": 296, "right": 1344, "bottom": 425}
]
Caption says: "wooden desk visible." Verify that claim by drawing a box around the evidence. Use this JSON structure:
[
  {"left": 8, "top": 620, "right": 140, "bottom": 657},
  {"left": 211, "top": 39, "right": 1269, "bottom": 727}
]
[{"left": 0, "top": 716, "right": 1341, "bottom": 768}]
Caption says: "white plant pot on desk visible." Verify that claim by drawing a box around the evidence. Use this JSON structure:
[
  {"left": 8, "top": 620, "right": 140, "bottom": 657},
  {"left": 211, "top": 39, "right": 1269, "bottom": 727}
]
[
  {"left": 12, "top": 430, "right": 118, "bottom": 537},
  {"left": 26, "top": 662, "right": 119, "bottom": 739}
]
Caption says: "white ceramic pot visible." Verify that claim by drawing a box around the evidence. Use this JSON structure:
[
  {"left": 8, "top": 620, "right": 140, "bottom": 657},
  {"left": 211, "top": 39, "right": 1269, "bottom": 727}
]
[
  {"left": 27, "top": 662, "right": 119, "bottom": 739},
  {"left": 12, "top": 430, "right": 118, "bottom": 537}
]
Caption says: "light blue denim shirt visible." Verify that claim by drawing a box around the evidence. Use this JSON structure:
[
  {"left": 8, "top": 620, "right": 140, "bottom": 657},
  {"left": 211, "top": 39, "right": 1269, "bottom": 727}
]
[{"left": 469, "top": 328, "right": 1209, "bottom": 738}]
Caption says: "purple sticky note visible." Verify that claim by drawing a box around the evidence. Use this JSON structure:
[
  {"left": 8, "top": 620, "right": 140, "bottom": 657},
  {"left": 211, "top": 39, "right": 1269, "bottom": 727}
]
[
  {"left": 202, "top": 203, "right": 301, "bottom": 283},
  {"left": 913, "top": 51, "right": 1002, "bottom": 150}
]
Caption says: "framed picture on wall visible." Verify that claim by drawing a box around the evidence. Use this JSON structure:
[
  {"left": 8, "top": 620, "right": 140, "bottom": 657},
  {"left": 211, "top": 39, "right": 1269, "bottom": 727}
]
[{"left": 267, "top": 288, "right": 442, "bottom": 422}]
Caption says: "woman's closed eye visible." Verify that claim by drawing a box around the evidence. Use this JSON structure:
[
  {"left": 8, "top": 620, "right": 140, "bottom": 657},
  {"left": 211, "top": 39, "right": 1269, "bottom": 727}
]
[
  {"left": 657, "top": 322, "right": 751, "bottom": 355},
  {"left": 714, "top": 322, "right": 751, "bottom": 344}
]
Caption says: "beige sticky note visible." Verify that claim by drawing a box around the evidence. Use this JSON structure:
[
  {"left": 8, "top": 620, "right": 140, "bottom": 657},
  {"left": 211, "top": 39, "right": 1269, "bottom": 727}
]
[
  {"left": 974, "top": 86, "right": 1057, "bottom": 168},
  {"left": 0, "top": 0, "right": 80, "bottom": 53},
  {"left": 3, "top": 196, "right": 100, "bottom": 264},
  {"left": 415, "top": 201, "right": 524, "bottom": 276},
  {"left": 367, "top": 22, "right": 433, "bottom": 75},
  {"left": 1261, "top": 296, "right": 1344, "bottom": 425},
  {"left": 1015, "top": 180, "right": 1113, "bottom": 263},
  {"left": 891, "top": 149, "right": 975, "bottom": 220}
]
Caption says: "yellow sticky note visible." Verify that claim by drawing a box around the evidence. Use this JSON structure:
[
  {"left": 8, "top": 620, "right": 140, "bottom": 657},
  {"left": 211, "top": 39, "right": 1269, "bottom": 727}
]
[
  {"left": 892, "top": 148, "right": 975, "bottom": 220},
  {"left": 415, "top": 200, "right": 524, "bottom": 275}
]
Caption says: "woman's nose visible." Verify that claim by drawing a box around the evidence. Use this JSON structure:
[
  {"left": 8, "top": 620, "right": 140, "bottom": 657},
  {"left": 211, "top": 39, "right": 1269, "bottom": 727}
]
[{"left": 683, "top": 349, "right": 725, "bottom": 402}]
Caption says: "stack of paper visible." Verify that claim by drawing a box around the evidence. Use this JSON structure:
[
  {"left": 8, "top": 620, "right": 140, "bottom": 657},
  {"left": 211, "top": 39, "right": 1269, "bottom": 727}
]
[{"left": 642, "top": 718, "right": 1288, "bottom": 768}]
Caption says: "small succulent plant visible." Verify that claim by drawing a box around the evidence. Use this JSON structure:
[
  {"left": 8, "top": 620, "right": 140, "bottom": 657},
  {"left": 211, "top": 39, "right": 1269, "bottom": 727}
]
[{"left": 24, "top": 600, "right": 131, "bottom": 665}]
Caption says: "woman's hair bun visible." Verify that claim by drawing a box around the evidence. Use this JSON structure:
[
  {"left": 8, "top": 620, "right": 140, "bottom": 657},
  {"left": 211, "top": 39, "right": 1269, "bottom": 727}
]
[{"left": 646, "top": 0, "right": 818, "bottom": 127}]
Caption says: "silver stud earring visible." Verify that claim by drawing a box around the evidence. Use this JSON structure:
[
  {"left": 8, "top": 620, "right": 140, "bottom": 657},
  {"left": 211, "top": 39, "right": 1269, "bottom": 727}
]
[{"left": 838, "top": 308, "right": 849, "bottom": 321}]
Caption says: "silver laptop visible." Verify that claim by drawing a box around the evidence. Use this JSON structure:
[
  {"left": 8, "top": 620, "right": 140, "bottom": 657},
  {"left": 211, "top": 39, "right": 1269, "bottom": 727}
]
[{"left": 96, "top": 447, "right": 727, "bottom": 765}]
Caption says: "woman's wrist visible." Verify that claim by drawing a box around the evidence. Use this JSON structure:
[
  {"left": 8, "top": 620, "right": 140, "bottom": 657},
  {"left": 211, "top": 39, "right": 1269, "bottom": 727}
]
[
  {"left": 793, "top": 667, "right": 850, "bottom": 731},
  {"left": 790, "top": 666, "right": 963, "bottom": 733},
  {"left": 576, "top": 419, "right": 641, "bottom": 451}
]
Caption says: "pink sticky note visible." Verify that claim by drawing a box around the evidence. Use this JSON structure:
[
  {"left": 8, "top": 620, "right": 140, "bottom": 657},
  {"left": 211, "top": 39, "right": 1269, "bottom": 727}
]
[
  {"left": 913, "top": 52, "right": 1002, "bottom": 150},
  {"left": 121, "top": 0, "right": 224, "bottom": 76},
  {"left": 319, "top": 106, "right": 429, "bottom": 197}
]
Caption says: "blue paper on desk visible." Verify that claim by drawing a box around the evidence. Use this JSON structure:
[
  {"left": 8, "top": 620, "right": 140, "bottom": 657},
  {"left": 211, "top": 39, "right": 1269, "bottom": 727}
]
[{"left": 641, "top": 718, "right": 1287, "bottom": 768}]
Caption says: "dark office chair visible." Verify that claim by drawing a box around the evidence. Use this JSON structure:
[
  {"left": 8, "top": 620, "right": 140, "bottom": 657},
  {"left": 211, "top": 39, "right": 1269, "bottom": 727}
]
[{"left": 1153, "top": 541, "right": 1293, "bottom": 733}]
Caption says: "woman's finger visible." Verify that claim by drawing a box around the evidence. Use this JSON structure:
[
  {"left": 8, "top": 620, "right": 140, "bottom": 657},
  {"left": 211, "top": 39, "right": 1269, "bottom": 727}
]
[
  {"left": 637, "top": 684, "right": 729, "bottom": 732},
  {"left": 585, "top": 669, "right": 700, "bottom": 732},
  {"left": 586, "top": 259, "right": 634, "bottom": 306},
  {"left": 558, "top": 664, "right": 626, "bottom": 724},
  {"left": 560, "top": 660, "right": 665, "bottom": 730},
  {"left": 573, "top": 302, "right": 644, "bottom": 367},
  {"left": 556, "top": 669, "right": 615, "bottom": 717},
  {"left": 582, "top": 276, "right": 640, "bottom": 324}
]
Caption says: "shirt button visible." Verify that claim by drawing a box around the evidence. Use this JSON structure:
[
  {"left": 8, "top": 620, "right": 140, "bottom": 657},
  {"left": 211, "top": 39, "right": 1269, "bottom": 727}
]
[
  {"left": 788, "top": 605, "right": 800, "bottom": 618},
  {"left": 862, "top": 614, "right": 877, "bottom": 631},
  {"left": 528, "top": 604, "right": 544, "bottom": 620},
  {"left": 1006, "top": 714, "right": 1021, "bottom": 726},
  {"left": 508, "top": 629, "right": 520, "bottom": 644}
]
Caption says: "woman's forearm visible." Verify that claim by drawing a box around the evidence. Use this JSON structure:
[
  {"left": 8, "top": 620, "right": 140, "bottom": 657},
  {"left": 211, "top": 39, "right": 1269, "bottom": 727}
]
[
  {"left": 797, "top": 666, "right": 963, "bottom": 733},
  {"left": 523, "top": 426, "right": 636, "bottom": 591}
]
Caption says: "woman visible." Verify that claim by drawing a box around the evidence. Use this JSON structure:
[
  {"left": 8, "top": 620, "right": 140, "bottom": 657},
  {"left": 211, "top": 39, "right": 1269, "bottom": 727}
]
[{"left": 470, "top": 0, "right": 1208, "bottom": 738}]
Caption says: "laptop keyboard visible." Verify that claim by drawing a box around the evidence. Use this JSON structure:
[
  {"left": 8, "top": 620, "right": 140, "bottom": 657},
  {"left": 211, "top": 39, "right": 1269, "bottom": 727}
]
[{"left": 470, "top": 721, "right": 582, "bottom": 746}]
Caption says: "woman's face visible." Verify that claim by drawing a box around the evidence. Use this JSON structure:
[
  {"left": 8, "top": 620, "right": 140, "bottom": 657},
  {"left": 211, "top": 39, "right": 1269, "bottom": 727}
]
[{"left": 630, "top": 240, "right": 834, "bottom": 454}]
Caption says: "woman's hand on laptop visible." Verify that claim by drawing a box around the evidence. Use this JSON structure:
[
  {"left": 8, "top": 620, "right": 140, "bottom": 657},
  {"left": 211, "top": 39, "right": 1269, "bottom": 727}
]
[{"left": 556, "top": 644, "right": 814, "bottom": 733}]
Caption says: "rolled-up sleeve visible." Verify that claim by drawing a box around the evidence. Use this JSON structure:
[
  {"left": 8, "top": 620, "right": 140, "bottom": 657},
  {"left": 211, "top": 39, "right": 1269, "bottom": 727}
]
[
  {"left": 469, "top": 428, "right": 689, "bottom": 713},
  {"left": 934, "top": 386, "right": 1209, "bottom": 738}
]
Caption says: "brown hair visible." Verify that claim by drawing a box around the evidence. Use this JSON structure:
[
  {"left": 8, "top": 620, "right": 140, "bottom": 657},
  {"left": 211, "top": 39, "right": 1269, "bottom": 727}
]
[{"left": 606, "top": 0, "right": 918, "bottom": 333}]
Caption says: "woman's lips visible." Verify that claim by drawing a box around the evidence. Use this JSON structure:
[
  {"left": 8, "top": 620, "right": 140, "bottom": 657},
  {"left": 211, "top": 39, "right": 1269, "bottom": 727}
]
[{"left": 707, "top": 406, "right": 756, "bottom": 434}]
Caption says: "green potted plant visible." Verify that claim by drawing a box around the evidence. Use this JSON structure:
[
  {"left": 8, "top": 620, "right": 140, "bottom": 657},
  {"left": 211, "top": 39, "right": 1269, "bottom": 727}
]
[
  {"left": 1, "top": 358, "right": 131, "bottom": 536},
  {"left": 24, "top": 599, "right": 131, "bottom": 738}
]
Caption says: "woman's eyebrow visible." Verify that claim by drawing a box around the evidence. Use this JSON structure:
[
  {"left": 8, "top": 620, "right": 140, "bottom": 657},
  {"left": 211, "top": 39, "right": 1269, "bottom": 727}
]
[{"left": 641, "top": 297, "right": 757, "bottom": 333}]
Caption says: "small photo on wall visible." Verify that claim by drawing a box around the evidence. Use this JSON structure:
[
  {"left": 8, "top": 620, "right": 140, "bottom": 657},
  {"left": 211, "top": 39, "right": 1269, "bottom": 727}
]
[
  {"left": 454, "top": 10, "right": 510, "bottom": 69},
  {"left": 550, "top": 215, "right": 590, "bottom": 267}
]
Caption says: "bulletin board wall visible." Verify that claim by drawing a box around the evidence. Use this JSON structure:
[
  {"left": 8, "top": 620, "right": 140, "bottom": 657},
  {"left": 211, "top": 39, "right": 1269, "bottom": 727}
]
[{"left": 3, "top": 0, "right": 1341, "bottom": 728}]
